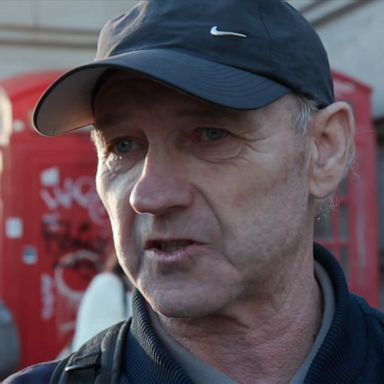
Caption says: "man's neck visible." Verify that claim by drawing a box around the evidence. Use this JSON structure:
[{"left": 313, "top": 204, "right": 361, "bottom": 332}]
[{"left": 158, "top": 261, "right": 323, "bottom": 384}]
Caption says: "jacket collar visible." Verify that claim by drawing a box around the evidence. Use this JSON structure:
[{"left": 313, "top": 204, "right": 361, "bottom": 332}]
[{"left": 305, "top": 243, "right": 367, "bottom": 383}]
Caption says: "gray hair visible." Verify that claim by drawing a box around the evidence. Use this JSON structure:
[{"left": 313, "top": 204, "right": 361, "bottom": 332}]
[{"left": 294, "top": 95, "right": 320, "bottom": 136}]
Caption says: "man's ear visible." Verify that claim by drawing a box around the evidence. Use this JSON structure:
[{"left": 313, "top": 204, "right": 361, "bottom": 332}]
[{"left": 308, "top": 101, "right": 355, "bottom": 199}]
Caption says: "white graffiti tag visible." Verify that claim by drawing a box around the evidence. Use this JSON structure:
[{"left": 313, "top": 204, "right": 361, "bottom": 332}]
[{"left": 40, "top": 175, "right": 107, "bottom": 226}]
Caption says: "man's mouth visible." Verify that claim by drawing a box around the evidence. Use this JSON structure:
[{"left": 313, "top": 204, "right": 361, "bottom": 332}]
[{"left": 146, "top": 240, "right": 195, "bottom": 253}]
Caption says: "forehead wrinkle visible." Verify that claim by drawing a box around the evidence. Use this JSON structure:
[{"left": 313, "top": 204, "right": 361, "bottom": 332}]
[
  {"left": 94, "top": 110, "right": 133, "bottom": 131},
  {"left": 175, "top": 105, "right": 264, "bottom": 127}
]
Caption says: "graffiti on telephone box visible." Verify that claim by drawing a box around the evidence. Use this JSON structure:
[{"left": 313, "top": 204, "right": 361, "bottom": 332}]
[
  {"left": 41, "top": 216, "right": 108, "bottom": 260},
  {"left": 39, "top": 167, "right": 112, "bottom": 337},
  {"left": 40, "top": 169, "right": 107, "bottom": 226}
]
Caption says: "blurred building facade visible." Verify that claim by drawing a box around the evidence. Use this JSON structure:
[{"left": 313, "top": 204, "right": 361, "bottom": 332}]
[
  {"left": 0, "top": 0, "right": 383, "bottom": 292},
  {"left": 0, "top": 0, "right": 134, "bottom": 77}
]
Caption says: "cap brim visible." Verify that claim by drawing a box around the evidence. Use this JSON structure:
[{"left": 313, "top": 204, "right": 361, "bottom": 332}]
[{"left": 34, "top": 49, "right": 290, "bottom": 136}]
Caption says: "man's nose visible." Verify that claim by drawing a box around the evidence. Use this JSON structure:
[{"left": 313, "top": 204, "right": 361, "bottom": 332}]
[{"left": 129, "top": 151, "right": 193, "bottom": 215}]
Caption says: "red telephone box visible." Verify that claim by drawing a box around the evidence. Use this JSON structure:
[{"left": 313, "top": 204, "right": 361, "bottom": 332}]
[
  {"left": 315, "top": 71, "right": 379, "bottom": 307},
  {"left": 0, "top": 72, "right": 112, "bottom": 367}
]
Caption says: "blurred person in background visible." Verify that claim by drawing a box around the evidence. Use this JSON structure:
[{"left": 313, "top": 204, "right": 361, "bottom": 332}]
[{"left": 70, "top": 255, "right": 132, "bottom": 352}]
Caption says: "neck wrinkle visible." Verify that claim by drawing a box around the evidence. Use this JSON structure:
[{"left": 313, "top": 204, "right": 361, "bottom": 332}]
[{"left": 158, "top": 263, "right": 323, "bottom": 384}]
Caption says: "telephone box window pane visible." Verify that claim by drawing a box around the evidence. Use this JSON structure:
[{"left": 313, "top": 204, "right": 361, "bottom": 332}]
[
  {"left": 340, "top": 247, "right": 349, "bottom": 281},
  {"left": 340, "top": 204, "right": 349, "bottom": 240},
  {"left": 314, "top": 213, "right": 332, "bottom": 239}
]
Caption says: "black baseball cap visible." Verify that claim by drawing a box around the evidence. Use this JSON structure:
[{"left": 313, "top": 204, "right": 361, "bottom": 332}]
[{"left": 33, "top": 0, "right": 334, "bottom": 136}]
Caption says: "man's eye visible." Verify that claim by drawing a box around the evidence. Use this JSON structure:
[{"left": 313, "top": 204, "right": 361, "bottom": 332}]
[
  {"left": 111, "top": 138, "right": 136, "bottom": 155},
  {"left": 200, "top": 128, "right": 228, "bottom": 141}
]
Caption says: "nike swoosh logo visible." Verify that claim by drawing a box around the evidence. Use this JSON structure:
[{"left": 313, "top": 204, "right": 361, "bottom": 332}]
[{"left": 210, "top": 25, "right": 247, "bottom": 38}]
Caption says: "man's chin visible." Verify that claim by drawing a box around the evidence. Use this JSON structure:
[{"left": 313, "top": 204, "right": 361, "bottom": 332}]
[{"left": 145, "top": 290, "right": 221, "bottom": 319}]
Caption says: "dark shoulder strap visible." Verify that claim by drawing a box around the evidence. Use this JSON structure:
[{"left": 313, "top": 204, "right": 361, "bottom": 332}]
[{"left": 49, "top": 320, "right": 131, "bottom": 384}]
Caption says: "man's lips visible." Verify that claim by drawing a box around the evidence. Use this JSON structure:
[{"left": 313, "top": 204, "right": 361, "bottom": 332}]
[
  {"left": 144, "top": 239, "right": 197, "bottom": 253},
  {"left": 143, "top": 239, "right": 207, "bottom": 269}
]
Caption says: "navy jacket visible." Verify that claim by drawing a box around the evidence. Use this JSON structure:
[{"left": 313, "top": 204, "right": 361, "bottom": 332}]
[{"left": 4, "top": 244, "right": 384, "bottom": 383}]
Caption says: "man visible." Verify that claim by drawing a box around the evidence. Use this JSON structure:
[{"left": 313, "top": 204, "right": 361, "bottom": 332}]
[{"left": 6, "top": 1, "right": 384, "bottom": 383}]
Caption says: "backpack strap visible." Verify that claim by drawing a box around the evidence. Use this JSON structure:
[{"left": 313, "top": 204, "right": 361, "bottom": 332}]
[{"left": 49, "top": 319, "right": 131, "bottom": 384}]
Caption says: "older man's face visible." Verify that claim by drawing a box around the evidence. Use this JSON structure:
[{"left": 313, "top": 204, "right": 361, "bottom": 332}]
[{"left": 93, "top": 73, "right": 313, "bottom": 318}]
